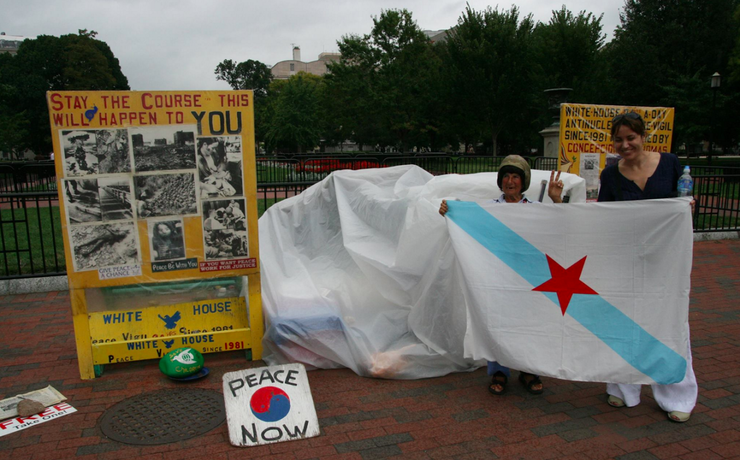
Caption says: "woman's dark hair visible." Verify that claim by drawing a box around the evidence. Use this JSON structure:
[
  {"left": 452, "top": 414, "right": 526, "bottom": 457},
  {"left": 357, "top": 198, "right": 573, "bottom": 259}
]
[
  {"left": 154, "top": 221, "right": 176, "bottom": 238},
  {"left": 610, "top": 112, "right": 646, "bottom": 138}
]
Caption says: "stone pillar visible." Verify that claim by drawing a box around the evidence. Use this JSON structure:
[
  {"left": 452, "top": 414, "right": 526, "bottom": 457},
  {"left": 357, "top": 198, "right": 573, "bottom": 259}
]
[{"left": 539, "top": 88, "right": 572, "bottom": 158}]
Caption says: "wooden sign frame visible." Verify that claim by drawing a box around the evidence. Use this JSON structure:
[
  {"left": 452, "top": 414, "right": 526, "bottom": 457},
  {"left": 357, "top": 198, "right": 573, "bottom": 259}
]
[{"left": 47, "top": 90, "right": 263, "bottom": 379}]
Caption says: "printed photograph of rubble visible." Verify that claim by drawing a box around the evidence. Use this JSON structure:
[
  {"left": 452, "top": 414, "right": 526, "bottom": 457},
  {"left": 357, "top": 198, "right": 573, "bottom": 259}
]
[
  {"left": 94, "top": 129, "right": 132, "bottom": 174},
  {"left": 97, "top": 177, "right": 134, "bottom": 221},
  {"left": 70, "top": 222, "right": 139, "bottom": 271},
  {"left": 63, "top": 179, "right": 102, "bottom": 223},
  {"left": 202, "top": 198, "right": 249, "bottom": 261},
  {"left": 61, "top": 129, "right": 132, "bottom": 177},
  {"left": 131, "top": 125, "right": 197, "bottom": 172},
  {"left": 134, "top": 173, "right": 198, "bottom": 218},
  {"left": 61, "top": 130, "right": 99, "bottom": 177}
]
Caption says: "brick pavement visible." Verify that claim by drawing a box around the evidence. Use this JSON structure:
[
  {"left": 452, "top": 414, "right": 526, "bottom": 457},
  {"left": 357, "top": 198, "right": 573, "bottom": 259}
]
[{"left": 0, "top": 239, "right": 739, "bottom": 460}]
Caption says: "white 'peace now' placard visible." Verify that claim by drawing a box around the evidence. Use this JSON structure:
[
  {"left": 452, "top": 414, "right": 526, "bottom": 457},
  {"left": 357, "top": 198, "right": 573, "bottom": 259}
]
[{"left": 222, "top": 363, "right": 320, "bottom": 447}]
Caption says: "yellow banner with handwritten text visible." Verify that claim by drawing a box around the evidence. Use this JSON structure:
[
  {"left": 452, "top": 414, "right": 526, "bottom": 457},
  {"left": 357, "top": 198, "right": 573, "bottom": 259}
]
[{"left": 47, "top": 90, "right": 259, "bottom": 289}]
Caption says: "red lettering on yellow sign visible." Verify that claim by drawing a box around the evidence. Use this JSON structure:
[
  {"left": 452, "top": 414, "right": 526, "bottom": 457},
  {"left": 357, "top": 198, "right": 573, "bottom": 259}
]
[{"left": 140, "top": 93, "right": 202, "bottom": 110}]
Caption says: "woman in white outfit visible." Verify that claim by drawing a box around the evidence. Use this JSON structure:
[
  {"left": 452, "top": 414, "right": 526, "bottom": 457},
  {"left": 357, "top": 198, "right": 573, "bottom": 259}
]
[{"left": 597, "top": 112, "right": 697, "bottom": 422}]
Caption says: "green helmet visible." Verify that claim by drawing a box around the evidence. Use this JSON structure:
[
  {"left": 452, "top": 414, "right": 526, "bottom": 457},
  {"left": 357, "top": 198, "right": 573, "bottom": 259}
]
[
  {"left": 497, "top": 155, "right": 531, "bottom": 193},
  {"left": 159, "top": 347, "right": 204, "bottom": 378}
]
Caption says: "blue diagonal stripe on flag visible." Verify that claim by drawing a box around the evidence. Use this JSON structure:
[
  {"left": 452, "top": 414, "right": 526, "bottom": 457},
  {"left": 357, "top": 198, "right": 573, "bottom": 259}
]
[{"left": 446, "top": 200, "right": 686, "bottom": 385}]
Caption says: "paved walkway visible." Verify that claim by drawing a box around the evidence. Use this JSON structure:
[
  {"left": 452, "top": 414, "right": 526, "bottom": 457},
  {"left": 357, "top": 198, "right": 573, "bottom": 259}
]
[{"left": 1, "top": 239, "right": 739, "bottom": 460}]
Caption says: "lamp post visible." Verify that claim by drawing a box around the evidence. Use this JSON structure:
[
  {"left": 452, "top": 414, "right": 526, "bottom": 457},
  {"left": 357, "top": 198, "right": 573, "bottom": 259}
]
[
  {"left": 539, "top": 88, "right": 572, "bottom": 159},
  {"left": 709, "top": 72, "right": 721, "bottom": 164}
]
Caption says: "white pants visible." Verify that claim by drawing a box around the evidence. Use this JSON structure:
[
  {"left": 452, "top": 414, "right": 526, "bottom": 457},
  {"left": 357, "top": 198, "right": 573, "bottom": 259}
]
[{"left": 607, "top": 332, "right": 697, "bottom": 413}]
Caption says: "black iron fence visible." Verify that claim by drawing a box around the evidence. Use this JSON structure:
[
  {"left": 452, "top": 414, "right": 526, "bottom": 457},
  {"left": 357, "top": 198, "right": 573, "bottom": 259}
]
[
  {"left": 692, "top": 167, "right": 740, "bottom": 232},
  {"left": 1, "top": 156, "right": 738, "bottom": 279},
  {"left": 255, "top": 154, "right": 560, "bottom": 182},
  {"left": 0, "top": 161, "right": 57, "bottom": 194},
  {"left": 255, "top": 155, "right": 740, "bottom": 235},
  {"left": 0, "top": 192, "right": 66, "bottom": 278}
]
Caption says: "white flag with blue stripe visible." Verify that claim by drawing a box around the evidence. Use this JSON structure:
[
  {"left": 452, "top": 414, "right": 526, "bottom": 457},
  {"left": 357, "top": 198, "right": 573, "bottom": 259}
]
[{"left": 445, "top": 198, "right": 692, "bottom": 385}]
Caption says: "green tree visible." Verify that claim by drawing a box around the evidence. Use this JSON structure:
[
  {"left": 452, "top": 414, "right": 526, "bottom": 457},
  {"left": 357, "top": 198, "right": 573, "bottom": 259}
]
[
  {"left": 326, "top": 9, "right": 443, "bottom": 151},
  {"left": 0, "top": 30, "right": 129, "bottom": 156},
  {"left": 323, "top": 46, "right": 381, "bottom": 150},
  {"left": 534, "top": 7, "right": 605, "bottom": 101},
  {"left": 0, "top": 81, "right": 29, "bottom": 159},
  {"left": 605, "top": 0, "right": 739, "bottom": 149},
  {"left": 719, "top": 3, "right": 740, "bottom": 151},
  {"left": 214, "top": 59, "right": 272, "bottom": 101},
  {"left": 443, "top": 5, "right": 539, "bottom": 156},
  {"left": 660, "top": 73, "right": 713, "bottom": 146},
  {"left": 264, "top": 73, "right": 323, "bottom": 153},
  {"left": 215, "top": 59, "right": 273, "bottom": 147},
  {"left": 730, "top": 4, "right": 740, "bottom": 83}
]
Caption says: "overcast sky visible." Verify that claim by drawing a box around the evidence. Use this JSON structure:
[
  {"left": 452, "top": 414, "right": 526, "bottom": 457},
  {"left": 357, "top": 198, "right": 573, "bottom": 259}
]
[{"left": 3, "top": 0, "right": 625, "bottom": 91}]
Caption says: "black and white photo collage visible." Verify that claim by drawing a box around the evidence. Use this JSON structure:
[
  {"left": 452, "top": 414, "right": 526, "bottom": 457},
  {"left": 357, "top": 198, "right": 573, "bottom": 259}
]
[{"left": 60, "top": 126, "right": 247, "bottom": 273}]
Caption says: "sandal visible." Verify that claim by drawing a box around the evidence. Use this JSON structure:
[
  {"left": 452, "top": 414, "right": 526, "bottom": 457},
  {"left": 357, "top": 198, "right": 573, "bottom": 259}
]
[
  {"left": 607, "top": 395, "right": 626, "bottom": 408},
  {"left": 668, "top": 411, "right": 691, "bottom": 423},
  {"left": 518, "top": 372, "right": 544, "bottom": 395},
  {"left": 488, "top": 371, "right": 508, "bottom": 395}
]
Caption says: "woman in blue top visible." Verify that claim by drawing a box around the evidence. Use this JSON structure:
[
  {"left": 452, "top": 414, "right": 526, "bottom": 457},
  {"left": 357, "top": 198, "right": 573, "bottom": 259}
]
[
  {"left": 598, "top": 113, "right": 681, "bottom": 201},
  {"left": 597, "top": 112, "right": 697, "bottom": 423}
]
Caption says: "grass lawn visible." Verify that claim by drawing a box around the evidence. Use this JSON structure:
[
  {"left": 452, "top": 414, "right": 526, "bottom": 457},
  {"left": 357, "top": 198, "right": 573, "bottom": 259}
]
[
  {"left": 256, "top": 155, "right": 508, "bottom": 181},
  {"left": 0, "top": 205, "right": 66, "bottom": 277},
  {"left": 694, "top": 214, "right": 740, "bottom": 231},
  {"left": 696, "top": 178, "right": 740, "bottom": 200},
  {"left": 256, "top": 160, "right": 298, "bottom": 183}
]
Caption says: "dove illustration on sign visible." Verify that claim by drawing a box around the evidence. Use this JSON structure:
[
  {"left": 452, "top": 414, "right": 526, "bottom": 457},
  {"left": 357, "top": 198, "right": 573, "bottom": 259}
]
[
  {"left": 158, "top": 311, "right": 181, "bottom": 330},
  {"left": 84, "top": 105, "right": 98, "bottom": 122}
]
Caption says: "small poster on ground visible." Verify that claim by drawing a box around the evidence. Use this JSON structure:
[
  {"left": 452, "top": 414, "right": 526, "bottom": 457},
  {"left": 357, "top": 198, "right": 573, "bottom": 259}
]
[
  {"left": 0, "top": 386, "right": 66, "bottom": 420},
  {"left": 0, "top": 403, "right": 77, "bottom": 437},
  {"left": 222, "top": 363, "right": 320, "bottom": 447}
]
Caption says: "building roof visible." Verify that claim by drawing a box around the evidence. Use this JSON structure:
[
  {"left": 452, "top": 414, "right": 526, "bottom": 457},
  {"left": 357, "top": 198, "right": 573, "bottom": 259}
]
[
  {"left": 423, "top": 29, "right": 449, "bottom": 43},
  {"left": 0, "top": 34, "right": 34, "bottom": 54}
]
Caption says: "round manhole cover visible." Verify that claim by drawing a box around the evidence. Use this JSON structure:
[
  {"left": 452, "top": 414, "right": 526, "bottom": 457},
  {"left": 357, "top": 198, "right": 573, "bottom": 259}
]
[{"left": 99, "top": 389, "right": 225, "bottom": 445}]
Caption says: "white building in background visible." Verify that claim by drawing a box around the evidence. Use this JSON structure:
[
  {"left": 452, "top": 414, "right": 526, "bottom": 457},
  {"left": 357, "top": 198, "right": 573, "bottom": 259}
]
[
  {"left": 424, "top": 29, "right": 448, "bottom": 43},
  {"left": 0, "top": 33, "right": 32, "bottom": 55},
  {"left": 270, "top": 29, "right": 446, "bottom": 81},
  {"left": 271, "top": 46, "right": 341, "bottom": 80}
]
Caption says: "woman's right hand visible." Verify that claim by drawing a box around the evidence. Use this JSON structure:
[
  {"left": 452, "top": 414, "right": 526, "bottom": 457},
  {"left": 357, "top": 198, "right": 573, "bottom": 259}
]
[{"left": 439, "top": 199, "right": 448, "bottom": 216}]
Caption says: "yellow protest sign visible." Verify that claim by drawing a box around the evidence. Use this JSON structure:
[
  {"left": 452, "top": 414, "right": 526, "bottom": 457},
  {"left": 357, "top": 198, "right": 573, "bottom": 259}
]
[
  {"left": 47, "top": 91, "right": 263, "bottom": 379},
  {"left": 47, "top": 90, "right": 258, "bottom": 288}
]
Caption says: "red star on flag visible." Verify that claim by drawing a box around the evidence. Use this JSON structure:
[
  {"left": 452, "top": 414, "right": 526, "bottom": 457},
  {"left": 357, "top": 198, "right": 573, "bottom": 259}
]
[{"left": 532, "top": 255, "right": 599, "bottom": 315}]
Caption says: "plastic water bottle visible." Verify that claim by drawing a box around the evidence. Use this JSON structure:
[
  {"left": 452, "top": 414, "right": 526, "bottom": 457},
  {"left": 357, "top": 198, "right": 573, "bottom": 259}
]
[{"left": 677, "top": 166, "right": 693, "bottom": 197}]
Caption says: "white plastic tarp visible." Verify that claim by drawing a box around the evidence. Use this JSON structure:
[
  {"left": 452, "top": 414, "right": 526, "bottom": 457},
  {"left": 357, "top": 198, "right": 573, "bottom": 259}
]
[{"left": 258, "top": 164, "right": 586, "bottom": 379}]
